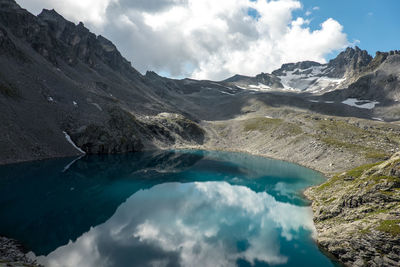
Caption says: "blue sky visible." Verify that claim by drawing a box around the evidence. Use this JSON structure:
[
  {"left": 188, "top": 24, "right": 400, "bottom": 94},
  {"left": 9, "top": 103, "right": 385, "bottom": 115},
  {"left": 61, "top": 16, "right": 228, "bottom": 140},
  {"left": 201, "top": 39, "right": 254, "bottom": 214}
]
[
  {"left": 19, "top": 0, "right": 399, "bottom": 79},
  {"left": 295, "top": 0, "right": 400, "bottom": 58}
]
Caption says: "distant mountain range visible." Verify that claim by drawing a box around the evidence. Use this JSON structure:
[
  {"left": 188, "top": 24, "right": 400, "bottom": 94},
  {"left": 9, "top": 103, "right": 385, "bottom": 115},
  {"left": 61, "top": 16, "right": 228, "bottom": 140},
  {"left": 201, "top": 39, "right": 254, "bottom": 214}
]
[{"left": 0, "top": 0, "right": 399, "bottom": 164}]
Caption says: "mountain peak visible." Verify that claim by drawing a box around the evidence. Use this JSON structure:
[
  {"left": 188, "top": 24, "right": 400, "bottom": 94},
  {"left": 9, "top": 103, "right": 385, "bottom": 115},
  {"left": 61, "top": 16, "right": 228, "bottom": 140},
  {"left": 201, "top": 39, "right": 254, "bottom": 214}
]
[
  {"left": 271, "top": 61, "right": 322, "bottom": 76},
  {"left": 38, "top": 8, "right": 68, "bottom": 24},
  {"left": 327, "top": 46, "right": 372, "bottom": 78}
]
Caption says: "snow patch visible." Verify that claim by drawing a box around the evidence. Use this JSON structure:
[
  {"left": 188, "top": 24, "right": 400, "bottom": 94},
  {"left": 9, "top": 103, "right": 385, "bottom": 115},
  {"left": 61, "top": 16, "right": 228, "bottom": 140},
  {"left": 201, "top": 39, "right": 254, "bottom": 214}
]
[
  {"left": 372, "top": 117, "right": 384, "bottom": 122},
  {"left": 236, "top": 85, "right": 248, "bottom": 90},
  {"left": 249, "top": 83, "right": 271, "bottom": 91},
  {"left": 210, "top": 82, "right": 234, "bottom": 90},
  {"left": 63, "top": 131, "right": 85, "bottom": 154},
  {"left": 341, "top": 98, "right": 379, "bottom": 109},
  {"left": 91, "top": 103, "right": 103, "bottom": 111},
  {"left": 73, "top": 101, "right": 78, "bottom": 106},
  {"left": 219, "top": 90, "right": 235, "bottom": 96},
  {"left": 47, "top": 97, "right": 54, "bottom": 102},
  {"left": 277, "top": 66, "right": 345, "bottom": 93}
]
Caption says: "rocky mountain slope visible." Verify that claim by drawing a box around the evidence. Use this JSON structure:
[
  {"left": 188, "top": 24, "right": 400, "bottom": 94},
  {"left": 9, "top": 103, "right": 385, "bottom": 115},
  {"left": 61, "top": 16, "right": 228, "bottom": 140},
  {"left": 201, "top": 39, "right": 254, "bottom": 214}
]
[
  {"left": 305, "top": 153, "right": 400, "bottom": 267},
  {"left": 0, "top": 0, "right": 206, "bottom": 164},
  {"left": 1, "top": 0, "right": 400, "bottom": 266},
  {"left": 222, "top": 46, "right": 373, "bottom": 93}
]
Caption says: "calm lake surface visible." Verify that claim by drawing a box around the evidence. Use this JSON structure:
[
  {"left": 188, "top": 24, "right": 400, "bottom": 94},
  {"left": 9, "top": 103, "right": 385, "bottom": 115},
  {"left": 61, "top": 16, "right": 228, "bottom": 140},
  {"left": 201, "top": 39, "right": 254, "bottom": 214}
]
[{"left": 0, "top": 150, "right": 339, "bottom": 267}]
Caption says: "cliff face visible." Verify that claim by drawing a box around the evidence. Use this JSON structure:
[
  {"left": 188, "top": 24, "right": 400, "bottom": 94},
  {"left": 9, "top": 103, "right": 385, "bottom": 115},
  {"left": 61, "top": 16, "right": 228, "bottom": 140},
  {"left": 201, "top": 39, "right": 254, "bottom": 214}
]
[
  {"left": 305, "top": 153, "right": 400, "bottom": 267},
  {"left": 326, "top": 46, "right": 373, "bottom": 78},
  {"left": 0, "top": 0, "right": 206, "bottom": 164}
]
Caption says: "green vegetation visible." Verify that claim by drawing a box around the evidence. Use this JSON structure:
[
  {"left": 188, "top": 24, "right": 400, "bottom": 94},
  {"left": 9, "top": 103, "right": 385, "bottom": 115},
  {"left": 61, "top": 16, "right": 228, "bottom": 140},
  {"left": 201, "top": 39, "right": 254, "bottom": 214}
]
[
  {"left": 365, "top": 151, "right": 390, "bottom": 160},
  {"left": 317, "top": 119, "right": 365, "bottom": 136},
  {"left": 347, "top": 162, "right": 383, "bottom": 179},
  {"left": 371, "top": 175, "right": 400, "bottom": 185},
  {"left": 315, "top": 175, "right": 342, "bottom": 192},
  {"left": 320, "top": 137, "right": 364, "bottom": 151},
  {"left": 319, "top": 136, "right": 388, "bottom": 159},
  {"left": 359, "top": 226, "right": 372, "bottom": 235},
  {"left": 243, "top": 117, "right": 283, "bottom": 131},
  {"left": 314, "top": 119, "right": 394, "bottom": 159},
  {"left": 376, "top": 220, "right": 400, "bottom": 236},
  {"left": 243, "top": 117, "right": 302, "bottom": 137},
  {"left": 315, "top": 161, "right": 384, "bottom": 193},
  {"left": 363, "top": 205, "right": 398, "bottom": 217}
]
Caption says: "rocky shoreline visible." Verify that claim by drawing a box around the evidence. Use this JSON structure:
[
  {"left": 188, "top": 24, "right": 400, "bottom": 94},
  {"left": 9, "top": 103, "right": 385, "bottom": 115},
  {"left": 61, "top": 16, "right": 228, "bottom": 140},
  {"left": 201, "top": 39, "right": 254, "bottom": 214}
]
[
  {"left": 0, "top": 236, "right": 40, "bottom": 267},
  {"left": 305, "top": 153, "right": 400, "bottom": 266}
]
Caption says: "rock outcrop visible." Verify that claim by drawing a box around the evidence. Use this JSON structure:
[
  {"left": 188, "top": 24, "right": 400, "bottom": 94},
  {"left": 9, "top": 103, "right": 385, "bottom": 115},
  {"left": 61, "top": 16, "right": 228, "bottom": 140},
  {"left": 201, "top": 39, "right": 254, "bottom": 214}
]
[
  {"left": 0, "top": 236, "right": 41, "bottom": 266},
  {"left": 305, "top": 153, "right": 400, "bottom": 266},
  {"left": 326, "top": 46, "right": 373, "bottom": 78},
  {"left": 271, "top": 60, "right": 323, "bottom": 76}
]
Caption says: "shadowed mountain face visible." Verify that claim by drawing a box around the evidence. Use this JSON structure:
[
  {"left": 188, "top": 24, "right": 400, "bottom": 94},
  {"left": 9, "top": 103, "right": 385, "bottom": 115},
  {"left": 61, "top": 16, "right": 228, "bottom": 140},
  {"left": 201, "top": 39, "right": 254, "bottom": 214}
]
[{"left": 0, "top": 0, "right": 399, "bottom": 164}]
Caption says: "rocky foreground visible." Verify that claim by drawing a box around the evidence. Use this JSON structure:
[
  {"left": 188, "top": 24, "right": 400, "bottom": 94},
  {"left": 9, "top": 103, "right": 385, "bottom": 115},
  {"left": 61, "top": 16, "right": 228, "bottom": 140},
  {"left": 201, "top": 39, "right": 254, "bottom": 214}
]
[
  {"left": 0, "top": 237, "right": 40, "bottom": 266},
  {"left": 305, "top": 153, "right": 400, "bottom": 266}
]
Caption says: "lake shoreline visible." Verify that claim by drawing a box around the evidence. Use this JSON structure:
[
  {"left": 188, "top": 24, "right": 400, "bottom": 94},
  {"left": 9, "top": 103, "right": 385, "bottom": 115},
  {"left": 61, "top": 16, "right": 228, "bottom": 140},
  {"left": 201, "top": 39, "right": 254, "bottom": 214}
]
[
  {"left": 1, "top": 147, "right": 397, "bottom": 267},
  {"left": 0, "top": 149, "right": 339, "bottom": 266}
]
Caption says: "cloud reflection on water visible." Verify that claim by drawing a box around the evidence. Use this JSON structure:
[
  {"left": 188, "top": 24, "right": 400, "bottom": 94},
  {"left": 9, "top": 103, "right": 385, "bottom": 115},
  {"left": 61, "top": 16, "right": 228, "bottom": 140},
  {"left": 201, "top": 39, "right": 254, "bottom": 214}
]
[{"left": 37, "top": 181, "right": 315, "bottom": 267}]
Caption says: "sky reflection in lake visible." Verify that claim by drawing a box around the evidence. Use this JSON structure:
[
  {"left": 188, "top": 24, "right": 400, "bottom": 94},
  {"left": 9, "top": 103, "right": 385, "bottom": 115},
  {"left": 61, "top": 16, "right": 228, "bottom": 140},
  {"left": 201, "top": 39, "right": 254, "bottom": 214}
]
[{"left": 0, "top": 150, "right": 336, "bottom": 267}]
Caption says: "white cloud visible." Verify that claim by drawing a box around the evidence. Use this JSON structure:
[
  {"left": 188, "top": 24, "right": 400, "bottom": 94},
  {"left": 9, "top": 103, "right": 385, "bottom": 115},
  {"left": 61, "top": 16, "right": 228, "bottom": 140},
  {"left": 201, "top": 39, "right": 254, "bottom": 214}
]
[
  {"left": 312, "top": 6, "right": 320, "bottom": 10},
  {"left": 36, "top": 182, "right": 316, "bottom": 267},
  {"left": 17, "top": 0, "right": 348, "bottom": 80},
  {"left": 18, "top": 0, "right": 116, "bottom": 26}
]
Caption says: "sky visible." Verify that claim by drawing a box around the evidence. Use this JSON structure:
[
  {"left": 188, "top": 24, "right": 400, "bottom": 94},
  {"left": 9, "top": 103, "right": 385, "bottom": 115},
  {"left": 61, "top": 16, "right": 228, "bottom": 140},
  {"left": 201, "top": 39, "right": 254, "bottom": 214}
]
[{"left": 18, "top": 0, "right": 400, "bottom": 81}]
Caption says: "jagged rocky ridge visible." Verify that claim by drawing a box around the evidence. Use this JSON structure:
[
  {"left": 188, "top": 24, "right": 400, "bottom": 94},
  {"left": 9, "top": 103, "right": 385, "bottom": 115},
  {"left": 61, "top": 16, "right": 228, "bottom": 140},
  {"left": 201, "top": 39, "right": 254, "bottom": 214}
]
[
  {"left": 0, "top": 0, "right": 207, "bottom": 164},
  {"left": 0, "top": 0, "right": 400, "bottom": 165},
  {"left": 224, "top": 47, "right": 374, "bottom": 93}
]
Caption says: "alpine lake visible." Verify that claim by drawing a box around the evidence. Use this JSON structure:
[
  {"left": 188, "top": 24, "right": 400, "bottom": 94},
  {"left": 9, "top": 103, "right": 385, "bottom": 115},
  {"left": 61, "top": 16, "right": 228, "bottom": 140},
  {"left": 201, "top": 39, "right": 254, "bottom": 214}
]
[{"left": 0, "top": 150, "right": 341, "bottom": 267}]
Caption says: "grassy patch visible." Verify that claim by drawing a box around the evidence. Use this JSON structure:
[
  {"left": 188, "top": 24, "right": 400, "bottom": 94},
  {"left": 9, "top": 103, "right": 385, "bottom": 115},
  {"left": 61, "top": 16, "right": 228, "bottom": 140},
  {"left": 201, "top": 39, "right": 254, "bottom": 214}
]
[
  {"left": 315, "top": 119, "right": 394, "bottom": 157},
  {"left": 314, "top": 161, "right": 383, "bottom": 193},
  {"left": 243, "top": 117, "right": 283, "bottom": 131},
  {"left": 315, "top": 175, "right": 342, "bottom": 192},
  {"left": 376, "top": 220, "right": 400, "bottom": 236},
  {"left": 365, "top": 151, "right": 390, "bottom": 160},
  {"left": 364, "top": 206, "right": 397, "bottom": 217},
  {"left": 243, "top": 117, "right": 303, "bottom": 137},
  {"left": 359, "top": 226, "right": 372, "bottom": 235},
  {"left": 371, "top": 175, "right": 400, "bottom": 185},
  {"left": 320, "top": 137, "right": 364, "bottom": 151},
  {"left": 346, "top": 162, "right": 383, "bottom": 179}
]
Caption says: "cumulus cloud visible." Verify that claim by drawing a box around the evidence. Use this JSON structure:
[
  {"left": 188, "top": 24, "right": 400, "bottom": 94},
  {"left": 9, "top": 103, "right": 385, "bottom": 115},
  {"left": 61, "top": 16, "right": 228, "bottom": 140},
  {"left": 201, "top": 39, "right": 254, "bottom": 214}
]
[
  {"left": 36, "top": 182, "right": 316, "bottom": 267},
  {"left": 19, "top": 0, "right": 116, "bottom": 26},
  {"left": 18, "top": 0, "right": 349, "bottom": 80}
]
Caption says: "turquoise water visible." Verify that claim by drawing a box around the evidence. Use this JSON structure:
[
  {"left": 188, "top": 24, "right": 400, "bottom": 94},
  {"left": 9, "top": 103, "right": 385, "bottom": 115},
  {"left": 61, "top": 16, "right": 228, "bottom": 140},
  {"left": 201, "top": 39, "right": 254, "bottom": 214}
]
[{"left": 0, "top": 150, "right": 338, "bottom": 266}]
